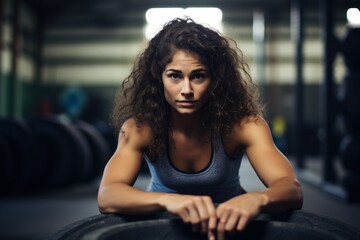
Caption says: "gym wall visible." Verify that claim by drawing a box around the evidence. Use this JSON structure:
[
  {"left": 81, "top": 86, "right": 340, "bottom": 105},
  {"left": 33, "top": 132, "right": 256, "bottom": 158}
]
[{"left": 0, "top": 0, "right": 352, "bottom": 155}]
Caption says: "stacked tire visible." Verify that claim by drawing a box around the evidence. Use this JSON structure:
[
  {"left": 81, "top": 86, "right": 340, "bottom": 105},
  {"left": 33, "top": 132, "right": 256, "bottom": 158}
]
[
  {"left": 338, "top": 26, "right": 360, "bottom": 201},
  {"left": 0, "top": 116, "right": 112, "bottom": 195}
]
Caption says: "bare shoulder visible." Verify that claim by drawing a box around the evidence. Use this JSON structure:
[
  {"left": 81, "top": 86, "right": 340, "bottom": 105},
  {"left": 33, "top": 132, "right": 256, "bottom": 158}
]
[
  {"left": 230, "top": 115, "right": 271, "bottom": 146},
  {"left": 119, "top": 118, "right": 153, "bottom": 149},
  {"left": 233, "top": 115, "right": 269, "bottom": 133}
]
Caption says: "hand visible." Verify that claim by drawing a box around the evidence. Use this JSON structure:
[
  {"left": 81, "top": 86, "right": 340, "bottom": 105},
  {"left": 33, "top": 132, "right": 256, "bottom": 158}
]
[
  {"left": 216, "top": 192, "right": 268, "bottom": 240},
  {"left": 159, "top": 194, "right": 217, "bottom": 240}
]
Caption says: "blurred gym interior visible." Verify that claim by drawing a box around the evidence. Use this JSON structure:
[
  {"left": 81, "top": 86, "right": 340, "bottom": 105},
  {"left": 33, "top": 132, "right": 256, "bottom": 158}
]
[{"left": 0, "top": 0, "right": 360, "bottom": 239}]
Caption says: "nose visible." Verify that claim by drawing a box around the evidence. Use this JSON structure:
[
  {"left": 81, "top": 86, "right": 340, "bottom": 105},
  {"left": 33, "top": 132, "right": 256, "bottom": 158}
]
[{"left": 181, "top": 79, "right": 193, "bottom": 96}]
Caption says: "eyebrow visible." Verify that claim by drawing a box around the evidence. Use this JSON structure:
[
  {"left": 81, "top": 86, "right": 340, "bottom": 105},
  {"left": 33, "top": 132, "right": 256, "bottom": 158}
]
[
  {"left": 165, "top": 69, "right": 182, "bottom": 73},
  {"left": 164, "top": 68, "right": 208, "bottom": 73}
]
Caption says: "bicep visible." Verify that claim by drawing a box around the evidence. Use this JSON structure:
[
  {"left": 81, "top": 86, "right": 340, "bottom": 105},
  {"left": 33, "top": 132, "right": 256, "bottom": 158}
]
[
  {"left": 100, "top": 123, "right": 150, "bottom": 188},
  {"left": 241, "top": 119, "right": 297, "bottom": 187},
  {"left": 101, "top": 143, "right": 143, "bottom": 187}
]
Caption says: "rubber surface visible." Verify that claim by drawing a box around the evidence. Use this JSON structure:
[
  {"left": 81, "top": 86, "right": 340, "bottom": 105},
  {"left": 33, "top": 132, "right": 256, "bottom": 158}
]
[
  {"left": 49, "top": 210, "right": 360, "bottom": 240},
  {"left": 72, "top": 119, "right": 111, "bottom": 181},
  {"left": 27, "top": 116, "right": 92, "bottom": 188},
  {"left": 0, "top": 118, "right": 46, "bottom": 192}
]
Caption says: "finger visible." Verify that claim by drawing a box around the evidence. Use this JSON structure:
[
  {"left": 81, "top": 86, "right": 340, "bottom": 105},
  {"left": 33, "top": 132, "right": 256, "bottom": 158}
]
[
  {"left": 225, "top": 212, "right": 240, "bottom": 231},
  {"left": 217, "top": 208, "right": 230, "bottom": 240},
  {"left": 202, "top": 197, "right": 216, "bottom": 240},
  {"left": 177, "top": 207, "right": 191, "bottom": 224},
  {"left": 187, "top": 201, "right": 201, "bottom": 232},
  {"left": 218, "top": 206, "right": 230, "bottom": 226},
  {"left": 217, "top": 224, "right": 225, "bottom": 240},
  {"left": 217, "top": 218, "right": 225, "bottom": 240},
  {"left": 203, "top": 197, "right": 216, "bottom": 232},
  {"left": 236, "top": 212, "right": 251, "bottom": 231},
  {"left": 193, "top": 197, "right": 210, "bottom": 233},
  {"left": 208, "top": 231, "right": 216, "bottom": 240}
]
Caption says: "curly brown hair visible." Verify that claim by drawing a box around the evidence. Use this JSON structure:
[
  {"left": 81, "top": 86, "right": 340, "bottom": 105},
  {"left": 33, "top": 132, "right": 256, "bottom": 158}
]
[{"left": 112, "top": 18, "right": 263, "bottom": 158}]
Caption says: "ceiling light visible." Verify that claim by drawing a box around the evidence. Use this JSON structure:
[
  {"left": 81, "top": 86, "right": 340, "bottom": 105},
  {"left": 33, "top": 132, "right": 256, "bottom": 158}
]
[
  {"left": 144, "top": 7, "right": 223, "bottom": 39},
  {"left": 145, "top": 8, "right": 185, "bottom": 25},
  {"left": 347, "top": 8, "right": 360, "bottom": 26}
]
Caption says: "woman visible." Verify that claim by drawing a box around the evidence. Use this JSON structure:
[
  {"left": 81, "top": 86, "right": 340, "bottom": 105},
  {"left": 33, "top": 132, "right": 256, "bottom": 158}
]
[{"left": 98, "top": 18, "right": 303, "bottom": 240}]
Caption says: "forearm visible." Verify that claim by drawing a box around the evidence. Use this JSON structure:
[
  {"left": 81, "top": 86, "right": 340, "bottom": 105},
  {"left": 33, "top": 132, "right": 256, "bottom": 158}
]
[
  {"left": 98, "top": 183, "right": 166, "bottom": 214},
  {"left": 259, "top": 176, "right": 303, "bottom": 213}
]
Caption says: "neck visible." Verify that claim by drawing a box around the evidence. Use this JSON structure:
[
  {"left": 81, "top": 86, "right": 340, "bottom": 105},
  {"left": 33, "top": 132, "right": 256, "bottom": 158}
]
[{"left": 170, "top": 110, "right": 204, "bottom": 136}]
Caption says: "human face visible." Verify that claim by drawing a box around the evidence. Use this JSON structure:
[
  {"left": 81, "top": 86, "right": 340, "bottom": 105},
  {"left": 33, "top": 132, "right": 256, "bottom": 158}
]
[{"left": 162, "top": 50, "right": 211, "bottom": 116}]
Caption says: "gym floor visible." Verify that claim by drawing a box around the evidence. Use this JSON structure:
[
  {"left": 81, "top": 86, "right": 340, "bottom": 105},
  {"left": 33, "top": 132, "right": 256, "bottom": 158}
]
[{"left": 0, "top": 157, "right": 359, "bottom": 240}]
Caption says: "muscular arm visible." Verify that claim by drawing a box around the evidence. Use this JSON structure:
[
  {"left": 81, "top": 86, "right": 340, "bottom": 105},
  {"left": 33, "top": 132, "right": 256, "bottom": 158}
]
[
  {"left": 97, "top": 119, "right": 165, "bottom": 214},
  {"left": 242, "top": 117, "right": 303, "bottom": 212},
  {"left": 215, "top": 117, "right": 303, "bottom": 238}
]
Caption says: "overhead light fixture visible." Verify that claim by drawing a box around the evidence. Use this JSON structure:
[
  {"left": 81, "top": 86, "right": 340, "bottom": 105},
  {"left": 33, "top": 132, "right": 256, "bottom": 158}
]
[
  {"left": 145, "top": 8, "right": 185, "bottom": 25},
  {"left": 347, "top": 8, "right": 360, "bottom": 26},
  {"left": 144, "top": 7, "right": 223, "bottom": 39},
  {"left": 185, "top": 7, "right": 223, "bottom": 24}
]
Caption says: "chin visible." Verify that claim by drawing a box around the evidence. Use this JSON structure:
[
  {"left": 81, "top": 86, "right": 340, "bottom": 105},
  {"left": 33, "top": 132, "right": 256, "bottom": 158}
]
[{"left": 175, "top": 108, "right": 199, "bottom": 115}]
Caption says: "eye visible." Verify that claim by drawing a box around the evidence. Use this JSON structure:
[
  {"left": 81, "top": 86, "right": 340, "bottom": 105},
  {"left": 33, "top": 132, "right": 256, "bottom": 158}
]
[
  {"left": 191, "top": 72, "right": 208, "bottom": 82},
  {"left": 168, "top": 73, "right": 180, "bottom": 80},
  {"left": 193, "top": 73, "right": 204, "bottom": 80}
]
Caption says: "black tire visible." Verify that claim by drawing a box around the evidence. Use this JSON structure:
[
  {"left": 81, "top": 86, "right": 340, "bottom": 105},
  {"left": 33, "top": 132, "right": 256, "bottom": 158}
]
[
  {"left": 72, "top": 119, "right": 111, "bottom": 181},
  {"left": 49, "top": 210, "right": 360, "bottom": 240},
  {"left": 92, "top": 120, "right": 117, "bottom": 153},
  {"left": 27, "top": 116, "right": 92, "bottom": 188},
  {"left": 0, "top": 118, "right": 46, "bottom": 193},
  {"left": 0, "top": 136, "right": 14, "bottom": 187}
]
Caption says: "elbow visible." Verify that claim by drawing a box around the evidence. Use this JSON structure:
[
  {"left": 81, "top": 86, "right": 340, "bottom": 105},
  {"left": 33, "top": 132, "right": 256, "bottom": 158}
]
[
  {"left": 98, "top": 198, "right": 118, "bottom": 214},
  {"left": 97, "top": 188, "right": 119, "bottom": 214},
  {"left": 98, "top": 206, "right": 116, "bottom": 214},
  {"left": 265, "top": 177, "right": 304, "bottom": 213},
  {"left": 97, "top": 201, "right": 112, "bottom": 214},
  {"left": 98, "top": 205, "right": 109, "bottom": 214},
  {"left": 97, "top": 196, "right": 111, "bottom": 214}
]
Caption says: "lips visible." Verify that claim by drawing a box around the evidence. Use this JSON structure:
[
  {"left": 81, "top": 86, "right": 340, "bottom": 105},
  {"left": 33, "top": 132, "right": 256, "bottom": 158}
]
[{"left": 177, "top": 100, "right": 197, "bottom": 107}]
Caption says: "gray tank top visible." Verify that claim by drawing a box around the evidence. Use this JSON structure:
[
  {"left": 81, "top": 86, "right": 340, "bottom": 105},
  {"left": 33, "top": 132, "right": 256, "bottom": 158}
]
[{"left": 144, "top": 138, "right": 245, "bottom": 203}]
